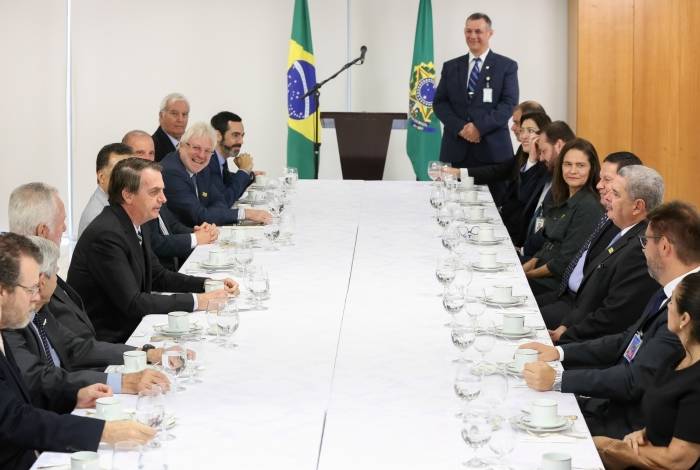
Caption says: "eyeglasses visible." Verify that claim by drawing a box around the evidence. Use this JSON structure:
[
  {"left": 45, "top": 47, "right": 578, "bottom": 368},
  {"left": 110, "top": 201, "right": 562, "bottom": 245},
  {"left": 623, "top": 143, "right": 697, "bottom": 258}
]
[
  {"left": 183, "top": 142, "right": 213, "bottom": 155},
  {"left": 639, "top": 235, "right": 663, "bottom": 249},
  {"left": 15, "top": 283, "right": 40, "bottom": 296}
]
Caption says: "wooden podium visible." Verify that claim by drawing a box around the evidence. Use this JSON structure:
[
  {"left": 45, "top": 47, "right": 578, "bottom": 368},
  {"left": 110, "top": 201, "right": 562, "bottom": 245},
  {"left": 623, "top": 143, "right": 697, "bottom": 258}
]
[{"left": 321, "top": 112, "right": 407, "bottom": 180}]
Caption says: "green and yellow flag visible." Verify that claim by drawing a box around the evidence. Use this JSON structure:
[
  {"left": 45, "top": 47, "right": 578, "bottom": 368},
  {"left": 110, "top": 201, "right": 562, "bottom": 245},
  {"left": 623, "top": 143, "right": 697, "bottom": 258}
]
[
  {"left": 407, "top": 0, "right": 442, "bottom": 180},
  {"left": 286, "top": 0, "right": 319, "bottom": 179}
]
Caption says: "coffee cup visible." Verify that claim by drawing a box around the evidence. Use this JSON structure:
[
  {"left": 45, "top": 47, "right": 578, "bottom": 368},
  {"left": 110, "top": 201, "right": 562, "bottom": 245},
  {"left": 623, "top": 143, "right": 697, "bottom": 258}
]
[
  {"left": 71, "top": 451, "right": 100, "bottom": 470},
  {"left": 502, "top": 313, "right": 525, "bottom": 334},
  {"left": 168, "top": 311, "right": 190, "bottom": 332},
  {"left": 208, "top": 249, "right": 226, "bottom": 266},
  {"left": 460, "top": 190, "right": 478, "bottom": 203},
  {"left": 469, "top": 206, "right": 485, "bottom": 220},
  {"left": 479, "top": 251, "right": 497, "bottom": 268},
  {"left": 540, "top": 452, "right": 572, "bottom": 470},
  {"left": 219, "top": 226, "right": 234, "bottom": 242},
  {"left": 477, "top": 225, "right": 494, "bottom": 242},
  {"left": 513, "top": 348, "right": 539, "bottom": 370},
  {"left": 256, "top": 174, "right": 269, "bottom": 187},
  {"left": 459, "top": 169, "right": 472, "bottom": 185},
  {"left": 204, "top": 279, "right": 225, "bottom": 292},
  {"left": 122, "top": 350, "right": 147, "bottom": 373},
  {"left": 95, "top": 396, "right": 122, "bottom": 421},
  {"left": 492, "top": 285, "right": 513, "bottom": 303},
  {"left": 530, "top": 398, "right": 559, "bottom": 427}
]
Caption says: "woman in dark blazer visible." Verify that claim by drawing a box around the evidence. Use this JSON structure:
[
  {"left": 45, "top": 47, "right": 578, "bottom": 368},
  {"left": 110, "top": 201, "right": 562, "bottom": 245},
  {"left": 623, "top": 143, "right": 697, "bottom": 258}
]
[
  {"left": 522, "top": 138, "right": 603, "bottom": 295},
  {"left": 594, "top": 272, "right": 700, "bottom": 469}
]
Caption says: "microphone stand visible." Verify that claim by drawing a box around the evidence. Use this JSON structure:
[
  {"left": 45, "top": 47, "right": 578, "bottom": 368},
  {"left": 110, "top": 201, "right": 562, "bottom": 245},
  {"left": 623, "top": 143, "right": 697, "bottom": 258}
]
[{"left": 302, "top": 50, "right": 366, "bottom": 179}]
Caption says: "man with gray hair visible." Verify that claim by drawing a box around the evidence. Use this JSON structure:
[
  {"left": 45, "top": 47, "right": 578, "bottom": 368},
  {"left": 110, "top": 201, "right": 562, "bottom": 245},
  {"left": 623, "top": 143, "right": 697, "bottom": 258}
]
[
  {"left": 4, "top": 236, "right": 171, "bottom": 397},
  {"left": 161, "top": 122, "right": 271, "bottom": 226},
  {"left": 153, "top": 92, "right": 189, "bottom": 162},
  {"left": 546, "top": 165, "right": 664, "bottom": 344}
]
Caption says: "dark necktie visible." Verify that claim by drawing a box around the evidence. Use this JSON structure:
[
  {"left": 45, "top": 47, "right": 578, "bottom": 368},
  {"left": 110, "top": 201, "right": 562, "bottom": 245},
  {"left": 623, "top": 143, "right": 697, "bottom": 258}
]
[
  {"left": 558, "top": 216, "right": 610, "bottom": 296},
  {"left": 136, "top": 228, "right": 143, "bottom": 245},
  {"left": 191, "top": 174, "right": 199, "bottom": 198},
  {"left": 468, "top": 57, "right": 481, "bottom": 94},
  {"left": 32, "top": 311, "right": 55, "bottom": 365},
  {"left": 642, "top": 289, "right": 668, "bottom": 321}
]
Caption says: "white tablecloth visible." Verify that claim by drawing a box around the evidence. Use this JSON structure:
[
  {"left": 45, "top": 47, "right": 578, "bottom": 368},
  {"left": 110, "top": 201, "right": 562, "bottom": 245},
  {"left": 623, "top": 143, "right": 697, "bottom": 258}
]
[{"left": 33, "top": 180, "right": 602, "bottom": 469}]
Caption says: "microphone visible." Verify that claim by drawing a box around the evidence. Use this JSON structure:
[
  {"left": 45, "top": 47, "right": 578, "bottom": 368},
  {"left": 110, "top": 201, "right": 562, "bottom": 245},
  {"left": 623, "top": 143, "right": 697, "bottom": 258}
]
[{"left": 359, "top": 45, "right": 367, "bottom": 64}]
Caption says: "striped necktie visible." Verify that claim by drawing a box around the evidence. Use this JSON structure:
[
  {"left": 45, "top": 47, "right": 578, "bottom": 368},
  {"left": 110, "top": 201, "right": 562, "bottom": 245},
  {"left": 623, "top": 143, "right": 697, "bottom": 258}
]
[
  {"left": 32, "top": 311, "right": 56, "bottom": 365},
  {"left": 136, "top": 228, "right": 143, "bottom": 246},
  {"left": 468, "top": 57, "right": 482, "bottom": 94},
  {"left": 558, "top": 216, "right": 610, "bottom": 295}
]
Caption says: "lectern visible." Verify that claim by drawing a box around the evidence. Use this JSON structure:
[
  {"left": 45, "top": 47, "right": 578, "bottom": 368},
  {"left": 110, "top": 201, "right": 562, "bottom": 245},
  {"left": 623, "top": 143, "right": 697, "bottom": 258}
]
[{"left": 321, "top": 112, "right": 407, "bottom": 180}]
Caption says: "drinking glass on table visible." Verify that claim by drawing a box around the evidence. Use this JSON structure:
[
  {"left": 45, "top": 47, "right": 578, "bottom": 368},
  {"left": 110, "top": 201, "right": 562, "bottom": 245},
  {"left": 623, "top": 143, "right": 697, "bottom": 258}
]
[
  {"left": 435, "top": 254, "right": 457, "bottom": 295},
  {"left": 451, "top": 324, "right": 476, "bottom": 364},
  {"left": 217, "top": 299, "right": 240, "bottom": 349},
  {"left": 454, "top": 363, "right": 481, "bottom": 418},
  {"left": 442, "top": 282, "right": 466, "bottom": 328},
  {"left": 279, "top": 211, "right": 296, "bottom": 245},
  {"left": 263, "top": 217, "right": 281, "bottom": 250},
  {"left": 440, "top": 162, "right": 454, "bottom": 183},
  {"left": 436, "top": 206, "right": 452, "bottom": 228},
  {"left": 429, "top": 186, "right": 446, "bottom": 211},
  {"left": 206, "top": 299, "right": 225, "bottom": 345},
  {"left": 427, "top": 160, "right": 442, "bottom": 182},
  {"left": 161, "top": 348, "right": 187, "bottom": 392},
  {"left": 112, "top": 441, "right": 143, "bottom": 470},
  {"left": 233, "top": 246, "right": 253, "bottom": 275},
  {"left": 465, "top": 299, "right": 485, "bottom": 323},
  {"left": 441, "top": 224, "right": 461, "bottom": 252},
  {"left": 488, "top": 419, "right": 515, "bottom": 469},
  {"left": 473, "top": 318, "right": 496, "bottom": 370},
  {"left": 461, "top": 404, "right": 495, "bottom": 468},
  {"left": 179, "top": 341, "right": 203, "bottom": 384},
  {"left": 247, "top": 267, "right": 270, "bottom": 310},
  {"left": 283, "top": 166, "right": 298, "bottom": 189},
  {"left": 135, "top": 385, "right": 165, "bottom": 448}
]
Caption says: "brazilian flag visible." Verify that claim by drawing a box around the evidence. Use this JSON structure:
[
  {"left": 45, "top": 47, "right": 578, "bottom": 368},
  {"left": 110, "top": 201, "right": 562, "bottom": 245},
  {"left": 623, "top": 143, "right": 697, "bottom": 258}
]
[
  {"left": 286, "top": 0, "right": 319, "bottom": 179},
  {"left": 407, "top": 0, "right": 442, "bottom": 180}
]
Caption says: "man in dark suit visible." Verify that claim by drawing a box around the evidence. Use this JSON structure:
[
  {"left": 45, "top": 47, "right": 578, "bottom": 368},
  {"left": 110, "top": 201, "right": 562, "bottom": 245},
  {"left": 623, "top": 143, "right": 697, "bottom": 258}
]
[
  {"left": 519, "top": 201, "right": 700, "bottom": 438},
  {"left": 161, "top": 122, "right": 271, "bottom": 227},
  {"left": 0, "top": 233, "right": 155, "bottom": 469},
  {"left": 123, "top": 130, "right": 219, "bottom": 270},
  {"left": 152, "top": 93, "right": 189, "bottom": 162},
  {"left": 545, "top": 165, "right": 664, "bottom": 343},
  {"left": 434, "top": 12, "right": 518, "bottom": 202},
  {"left": 68, "top": 158, "right": 238, "bottom": 343},
  {"left": 209, "top": 111, "right": 258, "bottom": 206},
  {"left": 5, "top": 236, "right": 170, "bottom": 397}
]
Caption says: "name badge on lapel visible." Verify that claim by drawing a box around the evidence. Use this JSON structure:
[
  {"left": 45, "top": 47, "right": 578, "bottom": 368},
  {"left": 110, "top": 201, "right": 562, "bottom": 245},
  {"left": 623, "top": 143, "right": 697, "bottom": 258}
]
[
  {"left": 534, "top": 217, "right": 545, "bottom": 233},
  {"left": 623, "top": 332, "right": 643, "bottom": 363},
  {"left": 482, "top": 88, "right": 493, "bottom": 103}
]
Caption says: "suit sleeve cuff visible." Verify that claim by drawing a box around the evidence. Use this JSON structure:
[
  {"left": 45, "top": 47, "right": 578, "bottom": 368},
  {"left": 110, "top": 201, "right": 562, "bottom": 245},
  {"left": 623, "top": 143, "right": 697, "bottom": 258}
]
[{"left": 107, "top": 373, "right": 122, "bottom": 394}]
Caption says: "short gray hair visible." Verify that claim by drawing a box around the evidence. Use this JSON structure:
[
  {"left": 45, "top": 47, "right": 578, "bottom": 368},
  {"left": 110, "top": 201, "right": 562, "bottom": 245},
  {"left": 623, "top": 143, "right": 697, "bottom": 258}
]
[
  {"left": 27, "top": 235, "right": 59, "bottom": 276},
  {"left": 180, "top": 121, "right": 217, "bottom": 149},
  {"left": 619, "top": 165, "right": 664, "bottom": 212},
  {"left": 8, "top": 183, "right": 59, "bottom": 236},
  {"left": 159, "top": 93, "right": 189, "bottom": 113}
]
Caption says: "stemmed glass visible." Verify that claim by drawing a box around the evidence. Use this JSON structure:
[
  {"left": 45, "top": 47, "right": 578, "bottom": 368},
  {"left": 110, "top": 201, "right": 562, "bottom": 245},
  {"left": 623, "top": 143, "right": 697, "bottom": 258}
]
[
  {"left": 441, "top": 224, "right": 461, "bottom": 252},
  {"left": 217, "top": 298, "right": 240, "bottom": 349},
  {"left": 454, "top": 363, "right": 481, "bottom": 418},
  {"left": 248, "top": 267, "right": 270, "bottom": 310},
  {"left": 465, "top": 300, "right": 485, "bottom": 323},
  {"left": 279, "top": 211, "right": 296, "bottom": 246},
  {"left": 435, "top": 255, "right": 457, "bottom": 295},
  {"left": 429, "top": 186, "right": 446, "bottom": 211},
  {"left": 206, "top": 299, "right": 225, "bottom": 345},
  {"left": 442, "top": 283, "right": 466, "bottom": 328},
  {"left": 451, "top": 324, "right": 476, "bottom": 364},
  {"left": 233, "top": 246, "right": 253, "bottom": 275},
  {"left": 135, "top": 385, "right": 165, "bottom": 448},
  {"left": 264, "top": 217, "right": 281, "bottom": 250},
  {"left": 427, "top": 160, "right": 441, "bottom": 182},
  {"left": 473, "top": 318, "right": 496, "bottom": 371},
  {"left": 461, "top": 404, "right": 494, "bottom": 468},
  {"left": 439, "top": 162, "right": 453, "bottom": 182},
  {"left": 436, "top": 206, "right": 452, "bottom": 228},
  {"left": 162, "top": 348, "right": 187, "bottom": 392},
  {"left": 112, "top": 441, "right": 143, "bottom": 470},
  {"left": 488, "top": 417, "right": 515, "bottom": 469},
  {"left": 283, "top": 166, "right": 298, "bottom": 189},
  {"left": 181, "top": 341, "right": 203, "bottom": 384}
]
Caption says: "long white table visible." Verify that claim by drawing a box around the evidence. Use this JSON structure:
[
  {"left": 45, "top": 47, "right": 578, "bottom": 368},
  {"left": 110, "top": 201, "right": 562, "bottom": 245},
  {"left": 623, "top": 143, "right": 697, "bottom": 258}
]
[{"left": 33, "top": 180, "right": 603, "bottom": 469}]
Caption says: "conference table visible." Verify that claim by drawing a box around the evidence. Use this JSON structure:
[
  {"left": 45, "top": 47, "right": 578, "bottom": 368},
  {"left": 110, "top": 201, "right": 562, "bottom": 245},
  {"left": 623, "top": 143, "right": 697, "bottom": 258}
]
[{"left": 33, "top": 180, "right": 604, "bottom": 469}]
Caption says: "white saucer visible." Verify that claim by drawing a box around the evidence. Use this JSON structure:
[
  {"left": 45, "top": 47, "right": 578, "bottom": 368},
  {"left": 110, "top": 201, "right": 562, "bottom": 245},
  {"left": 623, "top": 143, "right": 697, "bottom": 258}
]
[
  {"left": 464, "top": 216, "right": 493, "bottom": 224},
  {"left": 478, "top": 295, "right": 527, "bottom": 307},
  {"left": 511, "top": 414, "right": 572, "bottom": 433},
  {"left": 458, "top": 201, "right": 485, "bottom": 207},
  {"left": 494, "top": 325, "right": 534, "bottom": 338},
  {"left": 199, "top": 260, "right": 237, "bottom": 270},
  {"left": 470, "top": 262, "right": 511, "bottom": 273},
  {"left": 153, "top": 324, "right": 203, "bottom": 336},
  {"left": 505, "top": 362, "right": 524, "bottom": 376},
  {"left": 465, "top": 236, "right": 508, "bottom": 246}
]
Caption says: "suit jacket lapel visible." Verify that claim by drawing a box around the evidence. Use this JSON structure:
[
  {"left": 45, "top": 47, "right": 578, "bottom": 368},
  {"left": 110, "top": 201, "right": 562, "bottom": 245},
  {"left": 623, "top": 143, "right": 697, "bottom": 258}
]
[
  {"left": 41, "top": 308, "right": 69, "bottom": 365},
  {"left": 0, "top": 334, "right": 32, "bottom": 403},
  {"left": 54, "top": 276, "right": 95, "bottom": 335},
  {"left": 458, "top": 54, "right": 470, "bottom": 105},
  {"left": 111, "top": 205, "right": 147, "bottom": 289},
  {"left": 477, "top": 51, "right": 495, "bottom": 90}
]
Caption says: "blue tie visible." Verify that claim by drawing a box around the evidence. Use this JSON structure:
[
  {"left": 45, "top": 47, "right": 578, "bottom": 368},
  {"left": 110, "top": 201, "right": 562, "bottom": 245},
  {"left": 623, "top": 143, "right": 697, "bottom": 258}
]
[
  {"left": 32, "top": 311, "right": 55, "bottom": 365},
  {"left": 468, "top": 57, "right": 481, "bottom": 94},
  {"left": 558, "top": 216, "right": 610, "bottom": 295}
]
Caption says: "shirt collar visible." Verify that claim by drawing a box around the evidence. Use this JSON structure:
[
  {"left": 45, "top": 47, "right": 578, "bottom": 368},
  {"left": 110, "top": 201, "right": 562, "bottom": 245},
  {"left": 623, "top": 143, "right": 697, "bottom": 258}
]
[
  {"left": 470, "top": 49, "right": 490, "bottom": 63},
  {"left": 215, "top": 149, "right": 226, "bottom": 166},
  {"left": 664, "top": 266, "right": 700, "bottom": 299},
  {"left": 617, "top": 221, "right": 640, "bottom": 239},
  {"left": 164, "top": 131, "right": 180, "bottom": 149}
]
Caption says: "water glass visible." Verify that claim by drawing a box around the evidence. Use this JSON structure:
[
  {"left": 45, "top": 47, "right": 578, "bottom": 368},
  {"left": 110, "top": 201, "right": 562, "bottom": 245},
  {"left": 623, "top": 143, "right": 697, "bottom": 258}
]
[
  {"left": 474, "top": 319, "right": 496, "bottom": 368},
  {"left": 206, "top": 299, "right": 226, "bottom": 345},
  {"left": 442, "top": 283, "right": 466, "bottom": 328},
  {"left": 489, "top": 420, "right": 515, "bottom": 469},
  {"left": 161, "top": 349, "right": 187, "bottom": 392},
  {"left": 217, "top": 299, "right": 240, "bottom": 349},
  {"left": 112, "top": 441, "right": 142, "bottom": 470},
  {"left": 461, "top": 405, "right": 494, "bottom": 468},
  {"left": 435, "top": 255, "right": 457, "bottom": 294},
  {"left": 135, "top": 386, "right": 165, "bottom": 448},
  {"left": 264, "top": 217, "right": 281, "bottom": 250},
  {"left": 427, "top": 160, "right": 441, "bottom": 182},
  {"left": 248, "top": 267, "right": 270, "bottom": 310},
  {"left": 451, "top": 325, "right": 476, "bottom": 363},
  {"left": 429, "top": 186, "right": 445, "bottom": 210},
  {"left": 454, "top": 364, "right": 481, "bottom": 418}
]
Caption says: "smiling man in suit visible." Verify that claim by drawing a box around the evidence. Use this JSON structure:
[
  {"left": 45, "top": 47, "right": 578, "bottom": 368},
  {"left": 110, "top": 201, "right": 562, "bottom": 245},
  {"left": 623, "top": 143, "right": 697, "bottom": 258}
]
[
  {"left": 545, "top": 165, "right": 663, "bottom": 344},
  {"left": 519, "top": 201, "right": 700, "bottom": 438},
  {"left": 161, "top": 122, "right": 271, "bottom": 227},
  {"left": 434, "top": 12, "right": 519, "bottom": 202},
  {"left": 67, "top": 158, "right": 238, "bottom": 343}
]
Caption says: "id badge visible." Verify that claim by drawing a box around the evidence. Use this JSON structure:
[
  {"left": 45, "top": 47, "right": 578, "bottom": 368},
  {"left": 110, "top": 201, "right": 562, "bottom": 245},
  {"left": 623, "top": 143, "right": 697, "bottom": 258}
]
[
  {"left": 483, "top": 88, "right": 493, "bottom": 103},
  {"left": 623, "top": 332, "right": 643, "bottom": 363},
  {"left": 534, "top": 217, "right": 545, "bottom": 233}
]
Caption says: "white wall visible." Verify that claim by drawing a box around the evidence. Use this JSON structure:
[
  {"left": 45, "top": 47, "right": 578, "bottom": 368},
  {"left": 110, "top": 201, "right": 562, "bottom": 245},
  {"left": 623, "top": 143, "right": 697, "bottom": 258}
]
[{"left": 0, "top": 0, "right": 568, "bottom": 236}]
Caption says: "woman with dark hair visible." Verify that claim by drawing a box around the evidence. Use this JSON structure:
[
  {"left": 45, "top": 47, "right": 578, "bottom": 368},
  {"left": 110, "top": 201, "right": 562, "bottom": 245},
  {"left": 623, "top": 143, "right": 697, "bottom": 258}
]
[
  {"left": 595, "top": 272, "right": 700, "bottom": 469},
  {"left": 522, "top": 137, "right": 603, "bottom": 295}
]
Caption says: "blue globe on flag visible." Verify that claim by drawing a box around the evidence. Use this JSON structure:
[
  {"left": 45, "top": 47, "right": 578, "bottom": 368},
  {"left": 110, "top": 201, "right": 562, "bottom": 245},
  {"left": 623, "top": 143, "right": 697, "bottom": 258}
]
[{"left": 287, "top": 60, "right": 318, "bottom": 120}]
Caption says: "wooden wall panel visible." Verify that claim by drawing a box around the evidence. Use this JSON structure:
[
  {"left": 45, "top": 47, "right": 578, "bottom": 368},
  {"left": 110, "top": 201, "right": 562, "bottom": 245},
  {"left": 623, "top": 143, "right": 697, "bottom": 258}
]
[
  {"left": 574, "top": 0, "right": 634, "bottom": 158},
  {"left": 631, "top": 0, "right": 681, "bottom": 196},
  {"left": 677, "top": 0, "right": 700, "bottom": 205}
]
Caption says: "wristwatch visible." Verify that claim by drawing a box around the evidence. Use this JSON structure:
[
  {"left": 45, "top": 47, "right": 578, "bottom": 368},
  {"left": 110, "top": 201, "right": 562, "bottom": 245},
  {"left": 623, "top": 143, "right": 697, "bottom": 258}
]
[{"left": 141, "top": 344, "right": 156, "bottom": 352}]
